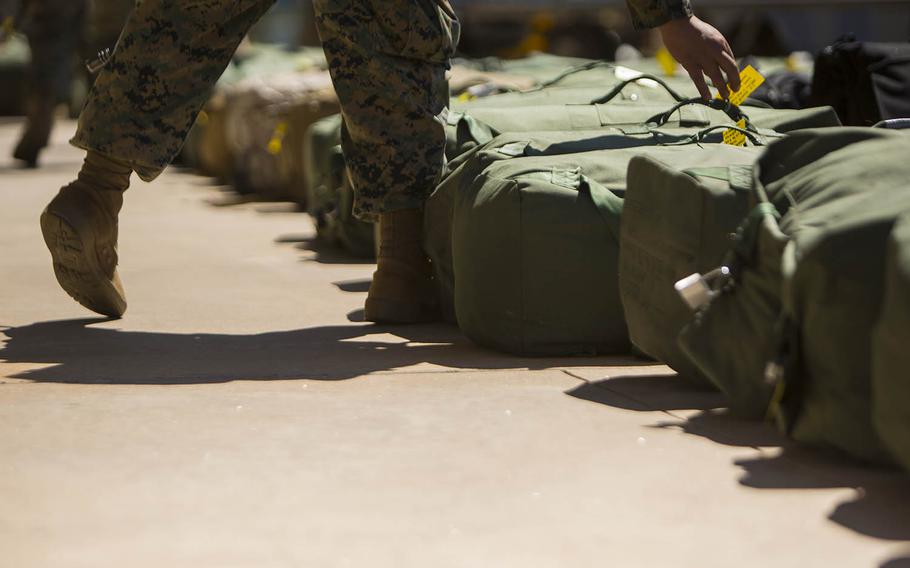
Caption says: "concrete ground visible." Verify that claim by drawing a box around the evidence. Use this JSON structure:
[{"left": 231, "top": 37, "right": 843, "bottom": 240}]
[{"left": 1, "top": 118, "right": 909, "bottom": 568}]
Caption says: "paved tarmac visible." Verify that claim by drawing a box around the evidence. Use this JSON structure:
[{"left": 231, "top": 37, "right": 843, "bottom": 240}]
[{"left": 1, "top": 119, "right": 909, "bottom": 567}]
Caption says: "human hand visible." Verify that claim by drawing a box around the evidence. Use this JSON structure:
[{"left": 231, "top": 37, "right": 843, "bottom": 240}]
[{"left": 658, "top": 15, "right": 740, "bottom": 100}]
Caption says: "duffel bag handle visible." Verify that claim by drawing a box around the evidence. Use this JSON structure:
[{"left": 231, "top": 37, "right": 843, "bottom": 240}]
[
  {"left": 579, "top": 175, "right": 623, "bottom": 238},
  {"left": 589, "top": 74, "right": 688, "bottom": 105},
  {"left": 646, "top": 98, "right": 751, "bottom": 129},
  {"left": 683, "top": 124, "right": 768, "bottom": 147},
  {"left": 537, "top": 61, "right": 614, "bottom": 89}
]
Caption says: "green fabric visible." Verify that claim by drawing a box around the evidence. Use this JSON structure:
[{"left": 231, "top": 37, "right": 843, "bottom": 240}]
[
  {"left": 453, "top": 165, "right": 627, "bottom": 356},
  {"left": 428, "top": 124, "right": 773, "bottom": 325},
  {"left": 678, "top": 211, "right": 789, "bottom": 416},
  {"left": 460, "top": 71, "right": 694, "bottom": 109},
  {"left": 436, "top": 133, "right": 761, "bottom": 356},
  {"left": 620, "top": 159, "right": 760, "bottom": 385},
  {"left": 680, "top": 127, "right": 910, "bottom": 466},
  {"left": 873, "top": 213, "right": 910, "bottom": 471},
  {"left": 430, "top": 97, "right": 790, "bottom": 327},
  {"left": 216, "top": 43, "right": 328, "bottom": 89},
  {"left": 304, "top": 114, "right": 375, "bottom": 258},
  {"left": 447, "top": 95, "right": 840, "bottom": 161},
  {"left": 465, "top": 58, "right": 695, "bottom": 93}
]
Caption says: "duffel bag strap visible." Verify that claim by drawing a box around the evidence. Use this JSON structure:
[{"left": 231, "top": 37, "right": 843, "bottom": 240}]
[
  {"left": 589, "top": 74, "right": 688, "bottom": 104},
  {"left": 646, "top": 98, "right": 752, "bottom": 130},
  {"left": 580, "top": 175, "right": 623, "bottom": 238},
  {"left": 668, "top": 124, "right": 770, "bottom": 147},
  {"left": 537, "top": 61, "right": 615, "bottom": 89},
  {"left": 521, "top": 169, "right": 623, "bottom": 237}
]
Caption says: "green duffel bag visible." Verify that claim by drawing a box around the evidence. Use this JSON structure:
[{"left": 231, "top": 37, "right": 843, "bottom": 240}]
[
  {"left": 447, "top": 99, "right": 728, "bottom": 161},
  {"left": 620, "top": 158, "right": 758, "bottom": 385},
  {"left": 447, "top": 132, "right": 765, "bottom": 356},
  {"left": 447, "top": 92, "right": 840, "bottom": 160},
  {"left": 304, "top": 114, "right": 375, "bottom": 258},
  {"left": 873, "top": 213, "right": 910, "bottom": 471},
  {"left": 305, "top": 114, "right": 344, "bottom": 218},
  {"left": 459, "top": 55, "right": 632, "bottom": 89},
  {"left": 459, "top": 67, "right": 696, "bottom": 110},
  {"left": 429, "top": 122, "right": 777, "bottom": 325},
  {"left": 679, "top": 127, "right": 910, "bottom": 465},
  {"left": 278, "top": 86, "right": 340, "bottom": 207}
]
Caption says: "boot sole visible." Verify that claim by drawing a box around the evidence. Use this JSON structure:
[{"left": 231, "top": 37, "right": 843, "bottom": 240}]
[
  {"left": 364, "top": 296, "right": 438, "bottom": 324},
  {"left": 40, "top": 209, "right": 127, "bottom": 318}
]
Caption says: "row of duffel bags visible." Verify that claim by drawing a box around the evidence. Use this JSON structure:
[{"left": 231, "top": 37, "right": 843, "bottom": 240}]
[
  {"left": 180, "top": 50, "right": 834, "bottom": 259},
  {"left": 432, "top": 108, "right": 910, "bottom": 472}
]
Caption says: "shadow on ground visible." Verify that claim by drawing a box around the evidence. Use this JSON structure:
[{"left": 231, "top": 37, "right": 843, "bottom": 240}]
[
  {"left": 0, "top": 318, "right": 648, "bottom": 385},
  {"left": 567, "top": 373, "right": 910, "bottom": 544}
]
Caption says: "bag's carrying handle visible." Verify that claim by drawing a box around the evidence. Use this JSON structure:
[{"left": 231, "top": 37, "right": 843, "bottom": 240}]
[
  {"left": 579, "top": 175, "right": 623, "bottom": 238},
  {"left": 677, "top": 124, "right": 768, "bottom": 147},
  {"left": 589, "top": 74, "right": 688, "bottom": 105},
  {"left": 537, "top": 61, "right": 615, "bottom": 89},
  {"left": 646, "top": 98, "right": 751, "bottom": 129}
]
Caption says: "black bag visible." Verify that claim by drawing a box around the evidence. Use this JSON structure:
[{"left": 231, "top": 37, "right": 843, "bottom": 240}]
[
  {"left": 751, "top": 70, "right": 812, "bottom": 110},
  {"left": 810, "top": 37, "right": 910, "bottom": 126}
]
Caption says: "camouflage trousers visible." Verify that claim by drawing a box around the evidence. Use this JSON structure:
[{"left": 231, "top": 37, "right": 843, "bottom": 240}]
[{"left": 72, "top": 0, "right": 458, "bottom": 220}]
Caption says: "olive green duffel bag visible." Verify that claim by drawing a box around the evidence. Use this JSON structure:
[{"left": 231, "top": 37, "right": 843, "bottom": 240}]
[
  {"left": 679, "top": 127, "right": 910, "bottom": 466},
  {"left": 458, "top": 69, "right": 693, "bottom": 108},
  {"left": 873, "top": 213, "right": 910, "bottom": 471},
  {"left": 619, "top": 158, "right": 759, "bottom": 385},
  {"left": 447, "top": 90, "right": 840, "bottom": 160},
  {"left": 444, "top": 131, "right": 765, "bottom": 356},
  {"left": 304, "top": 114, "right": 376, "bottom": 258},
  {"left": 428, "top": 121, "right": 776, "bottom": 326}
]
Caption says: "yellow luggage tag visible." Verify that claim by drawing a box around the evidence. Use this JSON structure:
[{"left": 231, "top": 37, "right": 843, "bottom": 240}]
[
  {"left": 717, "top": 65, "right": 765, "bottom": 146},
  {"left": 267, "top": 121, "right": 288, "bottom": 155},
  {"left": 723, "top": 118, "right": 749, "bottom": 147},
  {"left": 656, "top": 47, "right": 678, "bottom": 77}
]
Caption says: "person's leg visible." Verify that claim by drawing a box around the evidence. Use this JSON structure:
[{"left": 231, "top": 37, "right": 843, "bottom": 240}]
[
  {"left": 72, "top": 0, "right": 277, "bottom": 181},
  {"left": 13, "top": 0, "right": 87, "bottom": 167},
  {"left": 42, "top": 0, "right": 275, "bottom": 317},
  {"left": 314, "top": 0, "right": 459, "bottom": 323}
]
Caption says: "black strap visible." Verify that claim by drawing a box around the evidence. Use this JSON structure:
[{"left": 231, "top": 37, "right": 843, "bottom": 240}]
[
  {"left": 646, "top": 98, "right": 751, "bottom": 129},
  {"left": 537, "top": 61, "right": 615, "bottom": 89},
  {"left": 589, "top": 74, "right": 688, "bottom": 104},
  {"left": 682, "top": 125, "right": 766, "bottom": 147}
]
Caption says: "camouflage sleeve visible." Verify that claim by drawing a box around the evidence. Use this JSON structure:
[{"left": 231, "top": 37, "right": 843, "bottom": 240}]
[{"left": 625, "top": 0, "right": 693, "bottom": 29}]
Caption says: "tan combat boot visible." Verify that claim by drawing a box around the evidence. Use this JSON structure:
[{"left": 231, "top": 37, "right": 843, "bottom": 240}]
[
  {"left": 40, "top": 151, "right": 131, "bottom": 317},
  {"left": 364, "top": 208, "right": 439, "bottom": 324}
]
